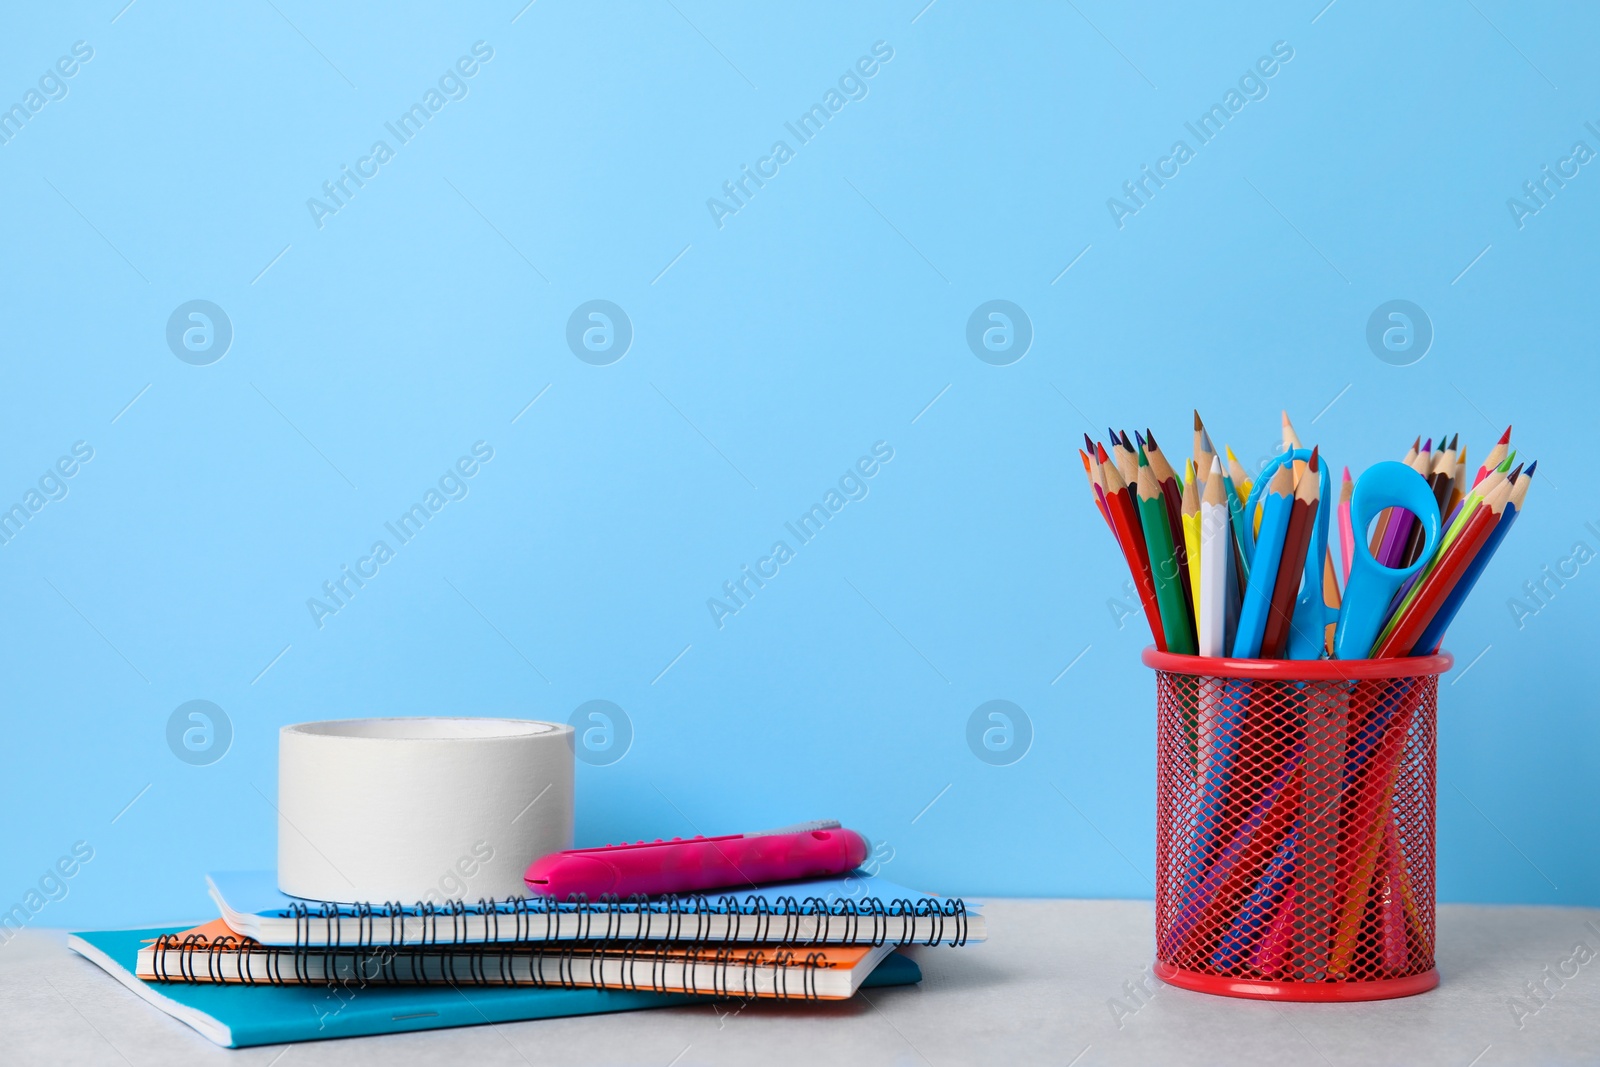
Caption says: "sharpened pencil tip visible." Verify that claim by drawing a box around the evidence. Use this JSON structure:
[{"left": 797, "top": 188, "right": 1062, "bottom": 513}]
[
  {"left": 1137, "top": 445, "right": 1149, "bottom": 466},
  {"left": 1144, "top": 428, "right": 1159, "bottom": 450},
  {"left": 1524, "top": 459, "right": 1537, "bottom": 476},
  {"left": 1308, "top": 445, "right": 1319, "bottom": 471},
  {"left": 1193, "top": 409, "right": 1202, "bottom": 431},
  {"left": 1499, "top": 425, "right": 1512, "bottom": 444},
  {"left": 1341, "top": 465, "right": 1352, "bottom": 482}
]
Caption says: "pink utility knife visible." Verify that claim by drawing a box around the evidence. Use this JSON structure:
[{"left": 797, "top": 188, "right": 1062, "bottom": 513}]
[{"left": 523, "top": 820, "right": 869, "bottom": 900}]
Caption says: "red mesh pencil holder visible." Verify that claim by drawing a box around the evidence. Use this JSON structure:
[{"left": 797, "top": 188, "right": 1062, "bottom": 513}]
[{"left": 1144, "top": 648, "right": 1451, "bottom": 1002}]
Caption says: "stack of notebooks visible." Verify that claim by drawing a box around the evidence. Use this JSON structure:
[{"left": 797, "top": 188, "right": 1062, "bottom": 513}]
[{"left": 70, "top": 870, "right": 985, "bottom": 1047}]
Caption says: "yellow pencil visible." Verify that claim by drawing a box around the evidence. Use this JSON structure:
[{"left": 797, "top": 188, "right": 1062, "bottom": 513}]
[{"left": 1182, "top": 465, "right": 1202, "bottom": 624}]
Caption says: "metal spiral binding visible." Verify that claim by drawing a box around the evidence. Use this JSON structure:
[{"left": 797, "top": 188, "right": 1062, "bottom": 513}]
[
  {"left": 275, "top": 891, "right": 970, "bottom": 950},
  {"left": 151, "top": 932, "right": 875, "bottom": 1000}
]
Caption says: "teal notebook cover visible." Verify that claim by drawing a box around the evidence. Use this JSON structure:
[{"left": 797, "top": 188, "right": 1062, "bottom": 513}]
[{"left": 68, "top": 926, "right": 922, "bottom": 1048}]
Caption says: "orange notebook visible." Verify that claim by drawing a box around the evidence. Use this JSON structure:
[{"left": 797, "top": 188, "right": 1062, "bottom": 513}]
[{"left": 137, "top": 920, "right": 897, "bottom": 1000}]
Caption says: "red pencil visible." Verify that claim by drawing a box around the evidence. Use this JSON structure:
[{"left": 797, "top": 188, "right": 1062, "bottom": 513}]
[
  {"left": 1080, "top": 445, "right": 1113, "bottom": 529},
  {"left": 1371, "top": 476, "right": 1513, "bottom": 658},
  {"left": 1100, "top": 458, "right": 1166, "bottom": 649},
  {"left": 1474, "top": 426, "right": 1511, "bottom": 486}
]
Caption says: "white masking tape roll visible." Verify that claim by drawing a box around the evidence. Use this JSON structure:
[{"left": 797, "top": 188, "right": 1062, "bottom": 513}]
[{"left": 278, "top": 718, "right": 574, "bottom": 904}]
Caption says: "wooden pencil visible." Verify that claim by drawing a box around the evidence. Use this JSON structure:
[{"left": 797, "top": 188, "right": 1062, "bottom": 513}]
[
  {"left": 1283, "top": 411, "right": 1307, "bottom": 486},
  {"left": 1226, "top": 446, "right": 1253, "bottom": 506},
  {"left": 1374, "top": 446, "right": 1435, "bottom": 567},
  {"left": 1145, "top": 431, "right": 1194, "bottom": 627},
  {"left": 1322, "top": 546, "right": 1341, "bottom": 655},
  {"left": 1401, "top": 446, "right": 1454, "bottom": 566},
  {"left": 1414, "top": 462, "right": 1532, "bottom": 654},
  {"left": 1101, "top": 457, "right": 1165, "bottom": 648},
  {"left": 1337, "top": 466, "right": 1354, "bottom": 586},
  {"left": 1259, "top": 446, "right": 1319, "bottom": 659},
  {"left": 1448, "top": 444, "right": 1468, "bottom": 515},
  {"left": 1081, "top": 448, "right": 1113, "bottom": 529},
  {"left": 1281, "top": 411, "right": 1302, "bottom": 451},
  {"left": 1193, "top": 411, "right": 1216, "bottom": 492},
  {"left": 1138, "top": 452, "right": 1197, "bottom": 655},
  {"left": 1474, "top": 426, "right": 1511, "bottom": 486},
  {"left": 1111, "top": 429, "right": 1139, "bottom": 489},
  {"left": 1372, "top": 476, "right": 1514, "bottom": 658},
  {"left": 1198, "top": 457, "right": 1233, "bottom": 657},
  {"left": 1232, "top": 463, "right": 1295, "bottom": 659},
  {"left": 1369, "top": 437, "right": 1420, "bottom": 554},
  {"left": 1182, "top": 466, "right": 1202, "bottom": 630}
]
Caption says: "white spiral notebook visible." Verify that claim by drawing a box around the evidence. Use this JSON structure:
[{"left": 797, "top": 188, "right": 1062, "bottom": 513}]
[{"left": 208, "top": 870, "right": 985, "bottom": 948}]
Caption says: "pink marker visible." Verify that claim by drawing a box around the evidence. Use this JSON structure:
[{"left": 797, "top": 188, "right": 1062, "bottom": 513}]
[{"left": 524, "top": 820, "right": 870, "bottom": 900}]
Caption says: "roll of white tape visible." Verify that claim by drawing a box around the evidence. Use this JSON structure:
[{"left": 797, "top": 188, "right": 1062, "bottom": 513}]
[{"left": 278, "top": 718, "right": 573, "bottom": 904}]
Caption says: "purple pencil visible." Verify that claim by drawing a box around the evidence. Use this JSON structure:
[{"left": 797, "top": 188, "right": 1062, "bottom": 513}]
[{"left": 1374, "top": 442, "right": 1433, "bottom": 567}]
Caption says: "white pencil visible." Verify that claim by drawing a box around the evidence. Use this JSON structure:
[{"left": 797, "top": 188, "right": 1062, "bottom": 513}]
[{"left": 1198, "top": 456, "right": 1233, "bottom": 657}]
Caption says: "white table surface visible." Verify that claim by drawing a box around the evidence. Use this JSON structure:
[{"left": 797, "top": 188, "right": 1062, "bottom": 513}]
[{"left": 3, "top": 899, "right": 1597, "bottom": 1066}]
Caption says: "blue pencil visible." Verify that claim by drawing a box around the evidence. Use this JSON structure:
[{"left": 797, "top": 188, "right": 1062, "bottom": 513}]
[{"left": 1232, "top": 463, "right": 1295, "bottom": 659}]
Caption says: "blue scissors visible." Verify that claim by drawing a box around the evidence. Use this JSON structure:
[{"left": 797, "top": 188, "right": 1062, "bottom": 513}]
[
  {"left": 1333, "top": 461, "right": 1441, "bottom": 659},
  {"left": 1243, "top": 448, "right": 1331, "bottom": 659}
]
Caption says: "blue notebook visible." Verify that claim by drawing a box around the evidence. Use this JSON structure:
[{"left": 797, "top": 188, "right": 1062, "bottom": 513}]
[
  {"left": 69, "top": 925, "right": 922, "bottom": 1048},
  {"left": 208, "top": 869, "right": 985, "bottom": 947}
]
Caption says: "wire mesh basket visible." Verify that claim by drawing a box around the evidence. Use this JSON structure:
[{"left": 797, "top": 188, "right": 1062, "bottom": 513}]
[{"left": 1144, "top": 648, "right": 1451, "bottom": 1001}]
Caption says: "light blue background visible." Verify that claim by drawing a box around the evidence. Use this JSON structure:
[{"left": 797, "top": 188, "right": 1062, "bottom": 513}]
[{"left": 2, "top": 1, "right": 1596, "bottom": 930}]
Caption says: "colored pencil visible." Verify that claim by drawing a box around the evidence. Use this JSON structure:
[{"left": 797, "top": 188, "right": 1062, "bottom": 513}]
[
  {"left": 1198, "top": 458, "right": 1234, "bottom": 658},
  {"left": 1182, "top": 465, "right": 1202, "bottom": 629},
  {"left": 1099, "top": 456, "right": 1166, "bottom": 650},
  {"left": 1401, "top": 445, "right": 1455, "bottom": 566},
  {"left": 1282, "top": 411, "right": 1307, "bottom": 486},
  {"left": 1108, "top": 430, "right": 1137, "bottom": 491},
  {"left": 1322, "top": 546, "right": 1341, "bottom": 654},
  {"left": 1380, "top": 461, "right": 1506, "bottom": 646},
  {"left": 1281, "top": 410, "right": 1302, "bottom": 451},
  {"left": 1448, "top": 444, "right": 1467, "bottom": 515},
  {"left": 1231, "top": 464, "right": 1294, "bottom": 659},
  {"left": 1337, "top": 466, "right": 1354, "bottom": 586},
  {"left": 1080, "top": 447, "right": 1113, "bottom": 529},
  {"left": 1226, "top": 446, "right": 1252, "bottom": 507},
  {"left": 1373, "top": 446, "right": 1433, "bottom": 568},
  {"left": 1138, "top": 450, "right": 1197, "bottom": 655},
  {"left": 1414, "top": 463, "right": 1532, "bottom": 654},
  {"left": 1474, "top": 426, "right": 1511, "bottom": 486},
  {"left": 1145, "top": 431, "right": 1194, "bottom": 626},
  {"left": 1193, "top": 411, "right": 1216, "bottom": 492},
  {"left": 1259, "top": 446, "right": 1319, "bottom": 659},
  {"left": 1372, "top": 476, "right": 1514, "bottom": 658},
  {"left": 1369, "top": 437, "right": 1420, "bottom": 555}
]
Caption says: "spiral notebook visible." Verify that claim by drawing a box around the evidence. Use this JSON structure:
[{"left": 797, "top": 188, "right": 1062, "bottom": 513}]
[
  {"left": 208, "top": 869, "right": 984, "bottom": 948},
  {"left": 70, "top": 924, "right": 922, "bottom": 1048},
  {"left": 137, "top": 919, "right": 898, "bottom": 999}
]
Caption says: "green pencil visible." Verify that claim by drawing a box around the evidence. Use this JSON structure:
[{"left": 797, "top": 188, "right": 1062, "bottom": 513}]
[{"left": 1138, "top": 449, "right": 1197, "bottom": 655}]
